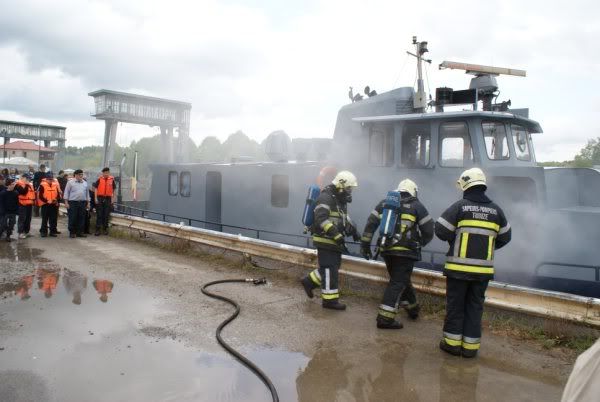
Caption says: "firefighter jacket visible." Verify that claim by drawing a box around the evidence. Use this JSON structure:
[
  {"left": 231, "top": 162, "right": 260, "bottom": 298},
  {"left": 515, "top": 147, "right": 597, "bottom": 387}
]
[
  {"left": 361, "top": 195, "right": 434, "bottom": 260},
  {"left": 311, "top": 185, "right": 356, "bottom": 252},
  {"left": 435, "top": 188, "right": 511, "bottom": 281}
]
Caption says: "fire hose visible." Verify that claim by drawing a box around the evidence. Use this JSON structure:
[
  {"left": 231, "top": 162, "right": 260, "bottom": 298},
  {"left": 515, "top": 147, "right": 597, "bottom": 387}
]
[{"left": 201, "top": 278, "right": 279, "bottom": 402}]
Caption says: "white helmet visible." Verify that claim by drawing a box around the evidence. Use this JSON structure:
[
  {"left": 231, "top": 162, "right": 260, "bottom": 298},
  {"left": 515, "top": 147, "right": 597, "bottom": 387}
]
[
  {"left": 456, "top": 168, "right": 487, "bottom": 191},
  {"left": 397, "top": 179, "right": 418, "bottom": 197},
  {"left": 332, "top": 170, "right": 358, "bottom": 189}
]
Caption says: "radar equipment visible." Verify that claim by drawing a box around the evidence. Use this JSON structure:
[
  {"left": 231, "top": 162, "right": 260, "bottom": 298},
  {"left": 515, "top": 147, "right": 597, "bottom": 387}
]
[
  {"left": 407, "top": 36, "right": 431, "bottom": 112},
  {"left": 439, "top": 61, "right": 526, "bottom": 111}
]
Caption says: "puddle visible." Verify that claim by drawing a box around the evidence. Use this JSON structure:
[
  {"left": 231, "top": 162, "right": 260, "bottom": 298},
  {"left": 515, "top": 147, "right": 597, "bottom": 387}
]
[{"left": 0, "top": 247, "right": 565, "bottom": 402}]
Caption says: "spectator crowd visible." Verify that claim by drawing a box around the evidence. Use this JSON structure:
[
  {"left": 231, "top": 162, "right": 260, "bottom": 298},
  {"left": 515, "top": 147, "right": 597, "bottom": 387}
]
[{"left": 0, "top": 164, "right": 117, "bottom": 241}]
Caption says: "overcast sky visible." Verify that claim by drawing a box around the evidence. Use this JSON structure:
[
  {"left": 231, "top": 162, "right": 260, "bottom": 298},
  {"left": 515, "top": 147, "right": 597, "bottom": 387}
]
[{"left": 0, "top": 0, "right": 598, "bottom": 161}]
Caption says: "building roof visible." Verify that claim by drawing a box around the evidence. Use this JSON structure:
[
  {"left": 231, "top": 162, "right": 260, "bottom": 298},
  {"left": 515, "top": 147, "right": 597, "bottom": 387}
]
[
  {"left": 0, "top": 120, "right": 66, "bottom": 130},
  {"left": 88, "top": 89, "right": 192, "bottom": 107},
  {"left": 0, "top": 140, "right": 57, "bottom": 152}
]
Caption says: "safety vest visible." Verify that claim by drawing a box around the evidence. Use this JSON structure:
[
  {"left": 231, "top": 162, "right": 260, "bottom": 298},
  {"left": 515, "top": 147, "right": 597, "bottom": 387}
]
[
  {"left": 96, "top": 176, "right": 115, "bottom": 197},
  {"left": 17, "top": 181, "right": 35, "bottom": 206},
  {"left": 37, "top": 180, "right": 59, "bottom": 206},
  {"left": 94, "top": 280, "right": 113, "bottom": 294}
]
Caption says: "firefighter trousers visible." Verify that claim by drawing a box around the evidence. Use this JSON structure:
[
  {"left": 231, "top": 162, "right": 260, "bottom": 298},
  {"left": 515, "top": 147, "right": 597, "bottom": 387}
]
[
  {"left": 377, "top": 256, "right": 416, "bottom": 320},
  {"left": 442, "top": 277, "right": 488, "bottom": 352},
  {"left": 307, "top": 248, "right": 341, "bottom": 301}
]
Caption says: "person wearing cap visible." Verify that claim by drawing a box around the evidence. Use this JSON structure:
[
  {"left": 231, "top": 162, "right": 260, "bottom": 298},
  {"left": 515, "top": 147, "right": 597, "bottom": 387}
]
[
  {"left": 0, "top": 178, "right": 19, "bottom": 241},
  {"left": 435, "top": 168, "right": 511, "bottom": 358},
  {"left": 64, "top": 169, "right": 90, "bottom": 238},
  {"left": 93, "top": 167, "right": 116, "bottom": 236},
  {"left": 15, "top": 173, "right": 35, "bottom": 239},
  {"left": 37, "top": 171, "right": 60, "bottom": 237}
]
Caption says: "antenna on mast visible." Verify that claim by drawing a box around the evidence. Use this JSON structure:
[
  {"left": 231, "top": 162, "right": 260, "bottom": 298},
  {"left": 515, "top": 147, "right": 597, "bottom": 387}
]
[{"left": 407, "top": 36, "right": 431, "bottom": 112}]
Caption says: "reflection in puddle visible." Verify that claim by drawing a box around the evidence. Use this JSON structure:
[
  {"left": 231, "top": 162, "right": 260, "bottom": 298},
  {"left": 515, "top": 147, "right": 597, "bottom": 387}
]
[{"left": 0, "top": 247, "right": 565, "bottom": 402}]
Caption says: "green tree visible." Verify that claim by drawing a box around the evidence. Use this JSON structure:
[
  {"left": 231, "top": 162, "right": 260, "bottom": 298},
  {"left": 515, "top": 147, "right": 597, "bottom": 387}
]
[
  {"left": 221, "top": 130, "right": 263, "bottom": 162},
  {"left": 195, "top": 136, "right": 223, "bottom": 162},
  {"left": 572, "top": 137, "right": 600, "bottom": 168}
]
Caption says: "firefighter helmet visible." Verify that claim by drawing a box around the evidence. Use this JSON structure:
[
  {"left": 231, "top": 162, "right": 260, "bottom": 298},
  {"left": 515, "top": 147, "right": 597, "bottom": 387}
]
[
  {"left": 332, "top": 170, "right": 358, "bottom": 189},
  {"left": 397, "top": 179, "right": 418, "bottom": 197},
  {"left": 456, "top": 168, "right": 487, "bottom": 191}
]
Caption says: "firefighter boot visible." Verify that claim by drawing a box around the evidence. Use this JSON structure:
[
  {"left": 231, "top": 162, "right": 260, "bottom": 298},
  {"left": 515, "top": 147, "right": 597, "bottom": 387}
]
[
  {"left": 461, "top": 347, "right": 478, "bottom": 358},
  {"left": 376, "top": 316, "right": 403, "bottom": 329},
  {"left": 404, "top": 304, "right": 420, "bottom": 320},
  {"left": 439, "top": 339, "right": 462, "bottom": 356},
  {"left": 300, "top": 277, "right": 315, "bottom": 299},
  {"left": 322, "top": 300, "right": 346, "bottom": 310}
]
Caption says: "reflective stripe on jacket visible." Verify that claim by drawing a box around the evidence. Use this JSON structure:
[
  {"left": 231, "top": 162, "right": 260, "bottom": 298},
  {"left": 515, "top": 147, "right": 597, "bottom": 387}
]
[
  {"left": 96, "top": 176, "right": 115, "bottom": 197},
  {"left": 311, "top": 185, "right": 348, "bottom": 252},
  {"left": 361, "top": 195, "right": 434, "bottom": 260},
  {"left": 435, "top": 196, "right": 511, "bottom": 281}
]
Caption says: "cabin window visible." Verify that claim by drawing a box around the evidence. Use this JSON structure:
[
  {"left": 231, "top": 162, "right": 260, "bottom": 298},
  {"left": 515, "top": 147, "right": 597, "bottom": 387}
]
[
  {"left": 402, "top": 123, "right": 430, "bottom": 167},
  {"left": 483, "top": 121, "right": 510, "bottom": 160},
  {"left": 439, "top": 122, "right": 473, "bottom": 167},
  {"left": 511, "top": 124, "right": 531, "bottom": 161},
  {"left": 368, "top": 125, "right": 394, "bottom": 166},
  {"left": 180, "top": 171, "right": 191, "bottom": 197},
  {"left": 168, "top": 171, "right": 178, "bottom": 196},
  {"left": 271, "top": 174, "right": 289, "bottom": 208}
]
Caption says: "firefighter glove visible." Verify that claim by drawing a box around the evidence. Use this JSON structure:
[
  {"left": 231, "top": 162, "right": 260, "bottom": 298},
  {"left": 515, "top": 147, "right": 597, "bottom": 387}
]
[{"left": 360, "top": 242, "right": 372, "bottom": 260}]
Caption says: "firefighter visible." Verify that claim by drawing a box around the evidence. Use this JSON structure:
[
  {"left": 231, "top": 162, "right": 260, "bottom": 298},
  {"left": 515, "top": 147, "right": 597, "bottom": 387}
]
[
  {"left": 300, "top": 170, "right": 360, "bottom": 310},
  {"left": 360, "top": 179, "right": 433, "bottom": 329},
  {"left": 15, "top": 173, "right": 35, "bottom": 238},
  {"left": 37, "top": 171, "right": 61, "bottom": 237},
  {"left": 435, "top": 168, "right": 511, "bottom": 358}
]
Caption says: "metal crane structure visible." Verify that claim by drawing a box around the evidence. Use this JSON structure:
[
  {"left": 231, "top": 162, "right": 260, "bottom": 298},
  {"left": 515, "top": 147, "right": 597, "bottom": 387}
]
[
  {"left": 88, "top": 90, "right": 192, "bottom": 168},
  {"left": 0, "top": 120, "right": 66, "bottom": 169}
]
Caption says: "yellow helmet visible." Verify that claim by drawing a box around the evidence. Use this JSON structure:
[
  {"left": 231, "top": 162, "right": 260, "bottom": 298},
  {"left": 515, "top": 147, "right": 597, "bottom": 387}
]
[
  {"left": 397, "top": 178, "right": 418, "bottom": 197},
  {"left": 456, "top": 168, "right": 487, "bottom": 191},
  {"left": 332, "top": 170, "right": 358, "bottom": 189}
]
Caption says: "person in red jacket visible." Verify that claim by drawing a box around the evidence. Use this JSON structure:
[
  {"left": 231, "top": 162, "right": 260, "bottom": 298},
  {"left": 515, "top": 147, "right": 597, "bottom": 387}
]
[{"left": 93, "top": 167, "right": 116, "bottom": 236}]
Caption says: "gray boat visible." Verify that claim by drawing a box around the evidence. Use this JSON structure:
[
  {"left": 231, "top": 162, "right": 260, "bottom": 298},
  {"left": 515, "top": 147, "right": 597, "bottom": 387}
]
[{"left": 144, "top": 38, "right": 600, "bottom": 297}]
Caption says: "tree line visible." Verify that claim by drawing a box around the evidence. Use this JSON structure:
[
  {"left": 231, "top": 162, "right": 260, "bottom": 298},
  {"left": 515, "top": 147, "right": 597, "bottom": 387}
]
[{"left": 65, "top": 130, "right": 267, "bottom": 177}]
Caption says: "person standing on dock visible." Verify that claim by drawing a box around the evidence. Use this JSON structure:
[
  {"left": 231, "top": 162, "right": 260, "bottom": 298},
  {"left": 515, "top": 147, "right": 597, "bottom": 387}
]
[
  {"left": 15, "top": 173, "right": 35, "bottom": 239},
  {"left": 360, "top": 179, "right": 433, "bottom": 329},
  {"left": 93, "top": 167, "right": 116, "bottom": 236},
  {"left": 37, "top": 171, "right": 60, "bottom": 237},
  {"left": 0, "top": 178, "right": 19, "bottom": 242},
  {"left": 435, "top": 168, "right": 511, "bottom": 358},
  {"left": 64, "top": 169, "right": 90, "bottom": 238},
  {"left": 32, "top": 164, "right": 46, "bottom": 218},
  {"left": 300, "top": 171, "right": 360, "bottom": 310}
]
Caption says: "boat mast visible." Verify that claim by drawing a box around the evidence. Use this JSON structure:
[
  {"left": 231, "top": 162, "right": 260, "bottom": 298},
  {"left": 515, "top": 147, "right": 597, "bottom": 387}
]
[{"left": 407, "top": 36, "right": 431, "bottom": 112}]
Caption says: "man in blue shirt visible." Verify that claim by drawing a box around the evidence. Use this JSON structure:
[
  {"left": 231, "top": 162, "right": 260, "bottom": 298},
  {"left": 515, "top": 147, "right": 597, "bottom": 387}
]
[{"left": 64, "top": 169, "right": 90, "bottom": 238}]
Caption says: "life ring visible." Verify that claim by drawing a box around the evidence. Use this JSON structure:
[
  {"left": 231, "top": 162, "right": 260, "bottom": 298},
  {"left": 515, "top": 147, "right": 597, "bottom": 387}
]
[{"left": 317, "top": 166, "right": 337, "bottom": 188}]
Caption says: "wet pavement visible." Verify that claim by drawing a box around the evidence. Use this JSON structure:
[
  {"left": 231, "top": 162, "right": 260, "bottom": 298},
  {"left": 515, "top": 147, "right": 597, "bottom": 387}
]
[{"left": 0, "top": 223, "right": 572, "bottom": 402}]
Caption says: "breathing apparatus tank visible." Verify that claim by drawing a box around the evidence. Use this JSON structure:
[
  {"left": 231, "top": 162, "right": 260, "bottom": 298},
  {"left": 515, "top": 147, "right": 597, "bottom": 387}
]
[
  {"left": 378, "top": 190, "right": 402, "bottom": 246},
  {"left": 302, "top": 184, "right": 321, "bottom": 233}
]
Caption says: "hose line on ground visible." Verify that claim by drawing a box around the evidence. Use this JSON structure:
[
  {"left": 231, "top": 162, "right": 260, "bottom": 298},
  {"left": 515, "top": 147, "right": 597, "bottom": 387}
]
[{"left": 201, "top": 278, "right": 279, "bottom": 402}]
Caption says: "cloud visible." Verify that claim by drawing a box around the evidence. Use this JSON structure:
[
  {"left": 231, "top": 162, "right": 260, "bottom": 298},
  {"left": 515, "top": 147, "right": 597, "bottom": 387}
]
[{"left": 0, "top": 0, "right": 598, "bottom": 161}]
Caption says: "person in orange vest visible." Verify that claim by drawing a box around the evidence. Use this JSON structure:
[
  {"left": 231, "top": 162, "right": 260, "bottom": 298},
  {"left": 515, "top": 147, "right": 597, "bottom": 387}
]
[
  {"left": 93, "top": 279, "right": 114, "bottom": 302},
  {"left": 16, "top": 274, "right": 34, "bottom": 300},
  {"left": 37, "top": 267, "right": 60, "bottom": 298},
  {"left": 93, "top": 167, "right": 116, "bottom": 236},
  {"left": 37, "top": 171, "right": 61, "bottom": 237},
  {"left": 15, "top": 173, "right": 35, "bottom": 239}
]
